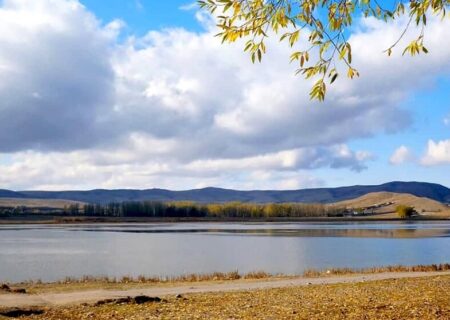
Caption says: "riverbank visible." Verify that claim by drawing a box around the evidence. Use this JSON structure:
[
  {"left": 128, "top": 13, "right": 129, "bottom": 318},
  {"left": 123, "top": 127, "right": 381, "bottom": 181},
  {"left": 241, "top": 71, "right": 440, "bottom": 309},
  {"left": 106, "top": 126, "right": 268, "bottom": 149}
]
[
  {"left": 4, "top": 263, "right": 448, "bottom": 295},
  {"left": 1, "top": 214, "right": 449, "bottom": 224},
  {"left": 1, "top": 271, "right": 449, "bottom": 319}
]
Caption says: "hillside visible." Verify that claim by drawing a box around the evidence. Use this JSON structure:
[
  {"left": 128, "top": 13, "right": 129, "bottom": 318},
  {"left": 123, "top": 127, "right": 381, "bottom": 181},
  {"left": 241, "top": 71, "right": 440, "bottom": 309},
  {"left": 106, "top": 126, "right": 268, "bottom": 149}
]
[
  {"left": 0, "top": 181, "right": 447, "bottom": 205},
  {"left": 0, "top": 189, "right": 27, "bottom": 198},
  {"left": 0, "top": 198, "right": 84, "bottom": 209},
  {"left": 333, "top": 192, "right": 450, "bottom": 217}
]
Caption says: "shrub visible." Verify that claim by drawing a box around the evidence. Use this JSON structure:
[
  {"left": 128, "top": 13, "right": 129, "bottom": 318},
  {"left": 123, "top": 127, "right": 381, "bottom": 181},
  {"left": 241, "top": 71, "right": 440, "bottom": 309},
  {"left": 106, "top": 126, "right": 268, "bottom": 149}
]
[{"left": 396, "top": 205, "right": 415, "bottom": 219}]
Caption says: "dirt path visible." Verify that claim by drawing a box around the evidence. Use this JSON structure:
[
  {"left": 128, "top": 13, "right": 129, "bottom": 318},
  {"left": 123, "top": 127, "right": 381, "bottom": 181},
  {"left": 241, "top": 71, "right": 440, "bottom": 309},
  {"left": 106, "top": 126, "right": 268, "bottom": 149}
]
[{"left": 1, "top": 271, "right": 450, "bottom": 308}]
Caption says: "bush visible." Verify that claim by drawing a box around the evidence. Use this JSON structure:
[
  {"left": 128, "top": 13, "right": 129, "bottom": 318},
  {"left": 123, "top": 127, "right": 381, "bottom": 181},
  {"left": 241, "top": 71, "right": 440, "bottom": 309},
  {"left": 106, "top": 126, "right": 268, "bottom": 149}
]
[{"left": 396, "top": 205, "right": 415, "bottom": 219}]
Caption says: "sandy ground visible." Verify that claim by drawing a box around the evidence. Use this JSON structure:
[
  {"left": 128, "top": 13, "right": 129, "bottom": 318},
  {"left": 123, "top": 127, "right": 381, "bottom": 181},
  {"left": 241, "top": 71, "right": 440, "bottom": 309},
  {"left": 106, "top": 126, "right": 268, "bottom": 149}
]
[{"left": 1, "top": 271, "right": 450, "bottom": 308}]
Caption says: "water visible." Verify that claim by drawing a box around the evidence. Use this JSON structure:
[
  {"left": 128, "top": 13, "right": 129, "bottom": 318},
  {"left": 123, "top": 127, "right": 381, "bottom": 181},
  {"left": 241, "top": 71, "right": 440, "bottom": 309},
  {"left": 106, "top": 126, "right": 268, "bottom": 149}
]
[{"left": 0, "top": 222, "right": 449, "bottom": 282}]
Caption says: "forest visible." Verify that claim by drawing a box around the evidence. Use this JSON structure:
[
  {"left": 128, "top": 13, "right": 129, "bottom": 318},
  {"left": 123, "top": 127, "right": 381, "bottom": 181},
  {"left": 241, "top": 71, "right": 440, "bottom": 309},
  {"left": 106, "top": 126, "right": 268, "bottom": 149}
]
[{"left": 62, "top": 201, "right": 340, "bottom": 218}]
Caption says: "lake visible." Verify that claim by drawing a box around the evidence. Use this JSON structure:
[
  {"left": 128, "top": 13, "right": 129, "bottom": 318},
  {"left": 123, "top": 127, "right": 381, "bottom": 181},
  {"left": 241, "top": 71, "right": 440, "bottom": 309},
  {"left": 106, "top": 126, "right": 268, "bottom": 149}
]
[{"left": 1, "top": 221, "right": 450, "bottom": 283}]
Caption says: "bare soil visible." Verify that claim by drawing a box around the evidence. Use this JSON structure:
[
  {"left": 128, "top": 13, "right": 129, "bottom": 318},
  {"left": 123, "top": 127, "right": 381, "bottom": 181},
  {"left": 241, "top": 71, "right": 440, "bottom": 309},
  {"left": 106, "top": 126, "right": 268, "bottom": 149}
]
[{"left": 1, "top": 271, "right": 449, "bottom": 308}]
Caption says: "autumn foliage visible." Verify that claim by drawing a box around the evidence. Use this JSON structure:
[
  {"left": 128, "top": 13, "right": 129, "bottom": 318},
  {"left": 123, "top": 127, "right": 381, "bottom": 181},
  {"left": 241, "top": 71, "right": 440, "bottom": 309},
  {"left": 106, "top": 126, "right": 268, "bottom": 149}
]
[{"left": 395, "top": 205, "right": 416, "bottom": 219}]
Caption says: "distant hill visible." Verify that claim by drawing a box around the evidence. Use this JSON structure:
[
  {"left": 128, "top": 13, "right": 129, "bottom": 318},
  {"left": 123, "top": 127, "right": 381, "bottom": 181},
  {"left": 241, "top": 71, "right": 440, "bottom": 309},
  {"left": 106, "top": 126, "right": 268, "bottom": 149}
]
[
  {"left": 2, "top": 181, "right": 448, "bottom": 204},
  {"left": 0, "top": 189, "right": 27, "bottom": 198},
  {"left": 0, "top": 198, "right": 84, "bottom": 209},
  {"left": 333, "top": 192, "right": 450, "bottom": 217}
]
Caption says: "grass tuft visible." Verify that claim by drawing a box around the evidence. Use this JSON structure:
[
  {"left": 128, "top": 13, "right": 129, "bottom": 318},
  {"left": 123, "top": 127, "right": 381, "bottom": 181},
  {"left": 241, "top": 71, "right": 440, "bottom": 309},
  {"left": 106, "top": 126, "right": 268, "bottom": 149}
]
[
  {"left": 303, "top": 263, "right": 450, "bottom": 277},
  {"left": 14, "top": 270, "right": 271, "bottom": 286},
  {"left": 6, "top": 263, "right": 450, "bottom": 288}
]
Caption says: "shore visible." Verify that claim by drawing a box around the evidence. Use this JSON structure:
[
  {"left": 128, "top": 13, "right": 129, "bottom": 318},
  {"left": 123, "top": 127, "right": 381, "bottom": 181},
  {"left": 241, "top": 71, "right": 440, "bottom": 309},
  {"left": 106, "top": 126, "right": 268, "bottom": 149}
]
[
  {"left": 1, "top": 271, "right": 449, "bottom": 319},
  {"left": 0, "top": 214, "right": 449, "bottom": 224}
]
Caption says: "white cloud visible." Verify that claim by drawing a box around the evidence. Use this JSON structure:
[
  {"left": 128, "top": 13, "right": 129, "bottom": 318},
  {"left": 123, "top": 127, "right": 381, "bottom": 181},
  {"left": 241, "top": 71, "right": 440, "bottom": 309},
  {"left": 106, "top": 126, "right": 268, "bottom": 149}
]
[
  {"left": 0, "top": 141, "right": 365, "bottom": 190},
  {"left": 421, "top": 139, "right": 450, "bottom": 166},
  {"left": 110, "top": 23, "right": 414, "bottom": 162},
  {"left": 179, "top": 2, "right": 197, "bottom": 11},
  {"left": 184, "top": 145, "right": 372, "bottom": 173},
  {"left": 390, "top": 145, "right": 414, "bottom": 165},
  {"left": 0, "top": 1, "right": 449, "bottom": 189},
  {"left": 247, "top": 172, "right": 324, "bottom": 191},
  {"left": 0, "top": 0, "right": 116, "bottom": 152}
]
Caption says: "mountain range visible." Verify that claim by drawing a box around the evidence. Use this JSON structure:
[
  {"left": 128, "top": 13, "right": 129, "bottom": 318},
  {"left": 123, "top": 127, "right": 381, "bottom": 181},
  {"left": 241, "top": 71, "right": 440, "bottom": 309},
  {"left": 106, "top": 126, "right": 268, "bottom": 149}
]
[{"left": 0, "top": 181, "right": 449, "bottom": 204}]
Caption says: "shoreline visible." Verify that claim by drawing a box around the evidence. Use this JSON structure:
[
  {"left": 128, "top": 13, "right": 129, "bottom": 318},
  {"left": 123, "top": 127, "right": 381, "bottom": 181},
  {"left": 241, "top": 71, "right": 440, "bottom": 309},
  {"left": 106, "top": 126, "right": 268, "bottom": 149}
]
[
  {"left": 1, "top": 264, "right": 450, "bottom": 319},
  {"left": 0, "top": 215, "right": 449, "bottom": 225},
  {"left": 3, "top": 263, "right": 450, "bottom": 291},
  {"left": 2, "top": 271, "right": 450, "bottom": 308},
  {"left": 1, "top": 271, "right": 450, "bottom": 318}
]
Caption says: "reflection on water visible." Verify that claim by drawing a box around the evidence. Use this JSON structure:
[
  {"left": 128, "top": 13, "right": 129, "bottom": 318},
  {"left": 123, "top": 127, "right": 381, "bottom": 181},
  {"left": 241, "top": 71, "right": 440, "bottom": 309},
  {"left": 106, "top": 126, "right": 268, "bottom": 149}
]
[
  {"left": 3, "top": 222, "right": 450, "bottom": 238},
  {"left": 0, "top": 222, "right": 449, "bottom": 282}
]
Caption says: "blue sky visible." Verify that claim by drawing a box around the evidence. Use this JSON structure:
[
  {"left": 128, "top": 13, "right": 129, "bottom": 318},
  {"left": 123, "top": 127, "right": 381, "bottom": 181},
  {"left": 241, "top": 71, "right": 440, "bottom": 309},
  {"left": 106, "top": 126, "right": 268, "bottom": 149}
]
[
  {"left": 340, "top": 76, "right": 450, "bottom": 187},
  {"left": 80, "top": 0, "right": 202, "bottom": 35},
  {"left": 0, "top": 0, "right": 448, "bottom": 190}
]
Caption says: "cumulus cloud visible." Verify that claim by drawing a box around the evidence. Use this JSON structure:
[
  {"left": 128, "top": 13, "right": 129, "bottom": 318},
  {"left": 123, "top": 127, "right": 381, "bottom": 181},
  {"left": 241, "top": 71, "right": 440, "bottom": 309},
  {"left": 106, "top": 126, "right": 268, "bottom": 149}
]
[
  {"left": 0, "top": 0, "right": 117, "bottom": 152},
  {"left": 184, "top": 145, "right": 372, "bottom": 173},
  {"left": 0, "top": 150, "right": 309, "bottom": 191},
  {"left": 0, "top": 0, "right": 449, "bottom": 189},
  {"left": 421, "top": 139, "right": 450, "bottom": 166},
  {"left": 389, "top": 146, "right": 414, "bottom": 165},
  {"left": 109, "top": 12, "right": 450, "bottom": 164},
  {"left": 0, "top": 139, "right": 364, "bottom": 190},
  {"left": 110, "top": 24, "right": 408, "bottom": 162}
]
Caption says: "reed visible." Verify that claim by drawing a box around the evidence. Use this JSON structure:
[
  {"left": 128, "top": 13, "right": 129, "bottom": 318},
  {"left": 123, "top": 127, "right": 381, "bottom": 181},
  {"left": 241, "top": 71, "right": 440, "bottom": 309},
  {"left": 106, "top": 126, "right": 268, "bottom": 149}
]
[
  {"left": 10, "top": 263, "right": 450, "bottom": 286},
  {"left": 16, "top": 270, "right": 271, "bottom": 286},
  {"left": 303, "top": 263, "right": 450, "bottom": 277}
]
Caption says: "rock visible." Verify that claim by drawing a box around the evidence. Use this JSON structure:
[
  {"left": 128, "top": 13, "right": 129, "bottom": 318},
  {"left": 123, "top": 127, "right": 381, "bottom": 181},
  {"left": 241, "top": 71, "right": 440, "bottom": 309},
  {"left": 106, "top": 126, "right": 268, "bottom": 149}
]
[
  {"left": 0, "top": 307, "right": 44, "bottom": 318},
  {"left": 117, "top": 297, "right": 133, "bottom": 304},
  {"left": 176, "top": 294, "right": 188, "bottom": 301},
  {"left": 10, "top": 288, "right": 26, "bottom": 294},
  {"left": 133, "top": 295, "right": 161, "bottom": 304},
  {"left": 0, "top": 284, "right": 10, "bottom": 292},
  {"left": 94, "top": 295, "right": 162, "bottom": 306},
  {"left": 0, "top": 285, "right": 26, "bottom": 294},
  {"left": 94, "top": 297, "right": 131, "bottom": 306}
]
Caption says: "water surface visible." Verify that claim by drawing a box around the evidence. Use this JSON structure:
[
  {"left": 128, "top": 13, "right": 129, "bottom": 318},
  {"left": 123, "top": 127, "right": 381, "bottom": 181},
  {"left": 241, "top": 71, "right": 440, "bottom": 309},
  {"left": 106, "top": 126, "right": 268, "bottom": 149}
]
[{"left": 1, "top": 221, "right": 449, "bottom": 282}]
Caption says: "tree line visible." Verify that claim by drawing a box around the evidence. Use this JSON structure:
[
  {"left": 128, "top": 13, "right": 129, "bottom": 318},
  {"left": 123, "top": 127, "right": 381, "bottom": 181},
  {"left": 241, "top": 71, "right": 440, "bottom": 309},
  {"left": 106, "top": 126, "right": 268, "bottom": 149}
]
[{"left": 60, "top": 201, "right": 340, "bottom": 218}]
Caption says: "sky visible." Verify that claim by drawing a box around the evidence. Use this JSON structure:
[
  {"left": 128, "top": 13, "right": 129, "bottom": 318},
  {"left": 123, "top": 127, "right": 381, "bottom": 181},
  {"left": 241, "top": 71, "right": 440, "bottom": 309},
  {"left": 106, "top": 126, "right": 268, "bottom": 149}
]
[{"left": 0, "top": 0, "right": 449, "bottom": 191}]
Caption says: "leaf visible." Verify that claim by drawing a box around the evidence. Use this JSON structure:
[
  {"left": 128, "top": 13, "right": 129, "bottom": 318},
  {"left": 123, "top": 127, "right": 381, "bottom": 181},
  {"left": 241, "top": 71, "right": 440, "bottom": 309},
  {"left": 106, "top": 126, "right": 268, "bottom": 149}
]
[
  {"left": 289, "top": 30, "right": 300, "bottom": 47},
  {"left": 198, "top": 0, "right": 441, "bottom": 103},
  {"left": 244, "top": 41, "right": 253, "bottom": 52},
  {"left": 310, "top": 79, "right": 326, "bottom": 101},
  {"left": 330, "top": 73, "right": 338, "bottom": 84},
  {"left": 347, "top": 67, "right": 359, "bottom": 79},
  {"left": 346, "top": 43, "right": 352, "bottom": 64}
]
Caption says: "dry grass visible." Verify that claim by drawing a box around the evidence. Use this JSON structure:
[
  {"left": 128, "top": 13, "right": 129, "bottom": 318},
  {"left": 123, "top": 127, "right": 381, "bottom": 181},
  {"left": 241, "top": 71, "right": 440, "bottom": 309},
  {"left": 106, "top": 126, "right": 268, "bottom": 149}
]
[
  {"left": 9, "top": 271, "right": 274, "bottom": 294},
  {"left": 303, "top": 263, "right": 450, "bottom": 277},
  {"left": 19, "top": 274, "right": 450, "bottom": 320},
  {"left": 17, "top": 264, "right": 449, "bottom": 286},
  {"left": 6, "top": 263, "right": 449, "bottom": 295},
  {"left": 0, "top": 198, "right": 84, "bottom": 209},
  {"left": 18, "top": 271, "right": 271, "bottom": 286},
  {"left": 12, "top": 263, "right": 450, "bottom": 286},
  {"left": 332, "top": 192, "right": 450, "bottom": 217}
]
